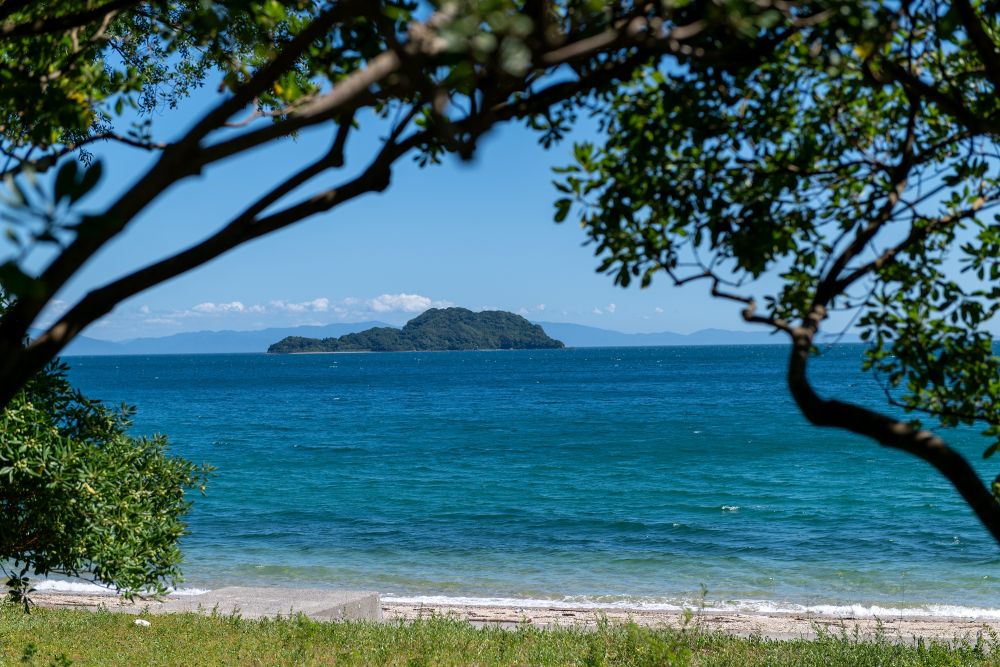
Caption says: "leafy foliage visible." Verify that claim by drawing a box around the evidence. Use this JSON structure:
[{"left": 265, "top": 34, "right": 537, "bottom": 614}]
[
  {"left": 556, "top": 1, "right": 1000, "bottom": 451},
  {"left": 268, "top": 307, "right": 564, "bottom": 352},
  {"left": 0, "top": 300, "right": 210, "bottom": 604},
  {"left": 0, "top": 1, "right": 335, "bottom": 155}
]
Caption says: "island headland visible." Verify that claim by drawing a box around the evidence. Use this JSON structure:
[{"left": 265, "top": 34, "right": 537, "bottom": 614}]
[{"left": 267, "top": 307, "right": 565, "bottom": 353}]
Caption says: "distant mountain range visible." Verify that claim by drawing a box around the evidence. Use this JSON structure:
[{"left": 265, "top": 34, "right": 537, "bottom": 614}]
[
  {"left": 45, "top": 319, "right": 860, "bottom": 356},
  {"left": 535, "top": 323, "right": 860, "bottom": 347},
  {"left": 42, "top": 322, "right": 391, "bottom": 356}
]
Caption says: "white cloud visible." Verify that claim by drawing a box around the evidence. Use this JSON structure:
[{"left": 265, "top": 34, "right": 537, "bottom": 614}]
[
  {"left": 535, "top": 304, "right": 546, "bottom": 311},
  {"left": 607, "top": 303, "right": 617, "bottom": 314},
  {"left": 367, "top": 293, "right": 452, "bottom": 313},
  {"left": 99, "top": 292, "right": 456, "bottom": 339},
  {"left": 269, "top": 298, "right": 329, "bottom": 313},
  {"left": 192, "top": 301, "right": 248, "bottom": 314},
  {"left": 593, "top": 307, "right": 603, "bottom": 315},
  {"left": 518, "top": 307, "right": 529, "bottom": 316},
  {"left": 181, "top": 294, "right": 451, "bottom": 319},
  {"left": 654, "top": 307, "right": 664, "bottom": 314}
]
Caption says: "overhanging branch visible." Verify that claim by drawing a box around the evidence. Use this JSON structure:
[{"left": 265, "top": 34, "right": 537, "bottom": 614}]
[
  {"left": 787, "top": 316, "right": 1000, "bottom": 543},
  {"left": 0, "top": 0, "right": 139, "bottom": 37},
  {"left": 951, "top": 0, "right": 1000, "bottom": 90}
]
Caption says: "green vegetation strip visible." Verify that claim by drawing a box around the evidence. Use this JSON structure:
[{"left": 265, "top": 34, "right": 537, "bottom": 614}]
[{"left": 2, "top": 606, "right": 999, "bottom": 666}]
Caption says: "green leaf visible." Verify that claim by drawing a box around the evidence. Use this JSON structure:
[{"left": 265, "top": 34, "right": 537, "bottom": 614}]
[
  {"left": 53, "top": 161, "right": 79, "bottom": 203},
  {"left": 72, "top": 161, "right": 103, "bottom": 203},
  {"left": 554, "top": 198, "right": 572, "bottom": 223}
]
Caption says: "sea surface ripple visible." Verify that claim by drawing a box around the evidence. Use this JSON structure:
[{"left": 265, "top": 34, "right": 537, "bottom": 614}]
[{"left": 65, "top": 345, "right": 1000, "bottom": 616}]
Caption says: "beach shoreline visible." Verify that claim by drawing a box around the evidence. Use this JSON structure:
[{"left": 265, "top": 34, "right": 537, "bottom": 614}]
[
  {"left": 25, "top": 589, "right": 1000, "bottom": 642},
  {"left": 384, "top": 600, "right": 1000, "bottom": 641}
]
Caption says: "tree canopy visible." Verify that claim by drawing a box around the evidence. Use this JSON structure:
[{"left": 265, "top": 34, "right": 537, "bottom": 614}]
[{"left": 556, "top": 0, "right": 1000, "bottom": 538}]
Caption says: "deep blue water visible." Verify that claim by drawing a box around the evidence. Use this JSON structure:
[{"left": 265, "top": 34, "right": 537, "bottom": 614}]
[{"left": 65, "top": 346, "right": 1000, "bottom": 614}]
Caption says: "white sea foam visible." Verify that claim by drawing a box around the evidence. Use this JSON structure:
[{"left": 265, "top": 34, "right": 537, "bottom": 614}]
[
  {"left": 28, "top": 582, "right": 1000, "bottom": 620},
  {"left": 30, "top": 580, "right": 210, "bottom": 596},
  {"left": 381, "top": 594, "right": 1000, "bottom": 619},
  {"left": 31, "top": 580, "right": 112, "bottom": 594}
]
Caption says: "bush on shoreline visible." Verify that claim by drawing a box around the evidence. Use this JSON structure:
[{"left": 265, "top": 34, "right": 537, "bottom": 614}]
[
  {"left": 0, "top": 357, "right": 211, "bottom": 605},
  {"left": 1, "top": 293, "right": 210, "bottom": 605}
]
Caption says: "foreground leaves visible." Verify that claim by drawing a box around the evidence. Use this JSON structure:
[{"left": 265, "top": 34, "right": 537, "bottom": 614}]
[{"left": 0, "top": 354, "right": 210, "bottom": 599}]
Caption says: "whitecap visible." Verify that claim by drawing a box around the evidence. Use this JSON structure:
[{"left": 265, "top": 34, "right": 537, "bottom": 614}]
[{"left": 30, "top": 579, "right": 209, "bottom": 596}]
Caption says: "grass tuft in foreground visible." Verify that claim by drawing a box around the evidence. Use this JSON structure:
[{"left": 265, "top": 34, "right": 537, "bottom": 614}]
[{"left": 1, "top": 605, "right": 998, "bottom": 666}]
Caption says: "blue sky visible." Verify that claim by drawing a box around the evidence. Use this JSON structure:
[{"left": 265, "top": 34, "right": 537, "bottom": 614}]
[
  {"left": 24, "top": 85, "right": 800, "bottom": 341},
  {"left": 20, "top": 84, "right": 783, "bottom": 342}
]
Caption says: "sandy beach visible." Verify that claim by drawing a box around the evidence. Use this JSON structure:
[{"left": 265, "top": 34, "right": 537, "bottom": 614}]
[
  {"left": 26, "top": 590, "right": 1000, "bottom": 643},
  {"left": 381, "top": 600, "right": 1000, "bottom": 642}
]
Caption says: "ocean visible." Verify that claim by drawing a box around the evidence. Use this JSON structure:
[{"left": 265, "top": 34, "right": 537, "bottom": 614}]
[{"left": 61, "top": 345, "right": 1000, "bottom": 617}]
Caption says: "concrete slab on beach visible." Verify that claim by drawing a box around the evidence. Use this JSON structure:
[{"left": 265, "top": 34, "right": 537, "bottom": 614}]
[
  {"left": 33, "top": 587, "right": 382, "bottom": 622},
  {"left": 163, "top": 587, "right": 382, "bottom": 620}
]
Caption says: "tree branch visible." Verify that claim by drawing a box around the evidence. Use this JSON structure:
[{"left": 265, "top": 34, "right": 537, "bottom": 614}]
[
  {"left": 0, "top": 38, "right": 664, "bottom": 398},
  {"left": 0, "top": 1, "right": 372, "bottom": 357},
  {"left": 198, "top": 49, "right": 398, "bottom": 166},
  {"left": 833, "top": 197, "right": 987, "bottom": 292},
  {"left": 0, "top": 0, "right": 33, "bottom": 23},
  {"left": 0, "top": 126, "right": 410, "bottom": 403},
  {"left": 872, "top": 59, "right": 1000, "bottom": 136},
  {"left": 787, "top": 314, "right": 1000, "bottom": 543},
  {"left": 0, "top": 4, "right": 796, "bottom": 409},
  {"left": 190, "top": 2, "right": 373, "bottom": 141},
  {"left": 0, "top": 132, "right": 169, "bottom": 179},
  {"left": 0, "top": 0, "right": 140, "bottom": 38},
  {"left": 813, "top": 99, "right": 919, "bottom": 306},
  {"left": 665, "top": 267, "right": 793, "bottom": 335},
  {"left": 951, "top": 0, "right": 1000, "bottom": 89}
]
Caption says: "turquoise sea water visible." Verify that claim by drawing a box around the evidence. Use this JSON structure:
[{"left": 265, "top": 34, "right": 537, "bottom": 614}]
[{"left": 63, "top": 345, "right": 1000, "bottom": 616}]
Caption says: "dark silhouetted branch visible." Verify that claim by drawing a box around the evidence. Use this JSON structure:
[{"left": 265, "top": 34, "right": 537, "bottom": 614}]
[
  {"left": 0, "top": 0, "right": 139, "bottom": 37},
  {"left": 787, "top": 313, "right": 1000, "bottom": 543}
]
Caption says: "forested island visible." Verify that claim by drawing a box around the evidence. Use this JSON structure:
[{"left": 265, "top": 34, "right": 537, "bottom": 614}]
[{"left": 267, "top": 308, "right": 565, "bottom": 353}]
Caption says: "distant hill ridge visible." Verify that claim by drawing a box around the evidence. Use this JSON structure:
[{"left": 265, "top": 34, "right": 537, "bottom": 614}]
[
  {"left": 44, "top": 316, "right": 863, "bottom": 356},
  {"left": 36, "top": 321, "right": 391, "bottom": 356},
  {"left": 268, "top": 308, "right": 565, "bottom": 353},
  {"left": 533, "top": 322, "right": 817, "bottom": 347}
]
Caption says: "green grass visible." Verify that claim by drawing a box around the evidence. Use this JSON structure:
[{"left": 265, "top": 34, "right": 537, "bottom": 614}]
[{"left": 1, "top": 605, "right": 998, "bottom": 666}]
